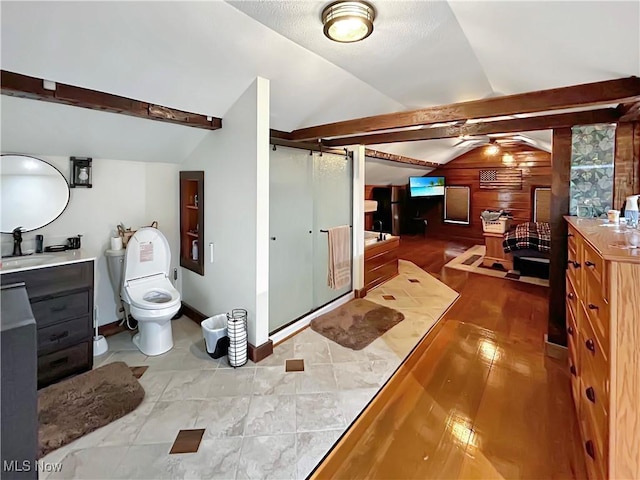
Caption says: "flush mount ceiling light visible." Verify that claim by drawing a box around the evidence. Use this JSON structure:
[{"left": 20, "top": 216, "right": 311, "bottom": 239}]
[{"left": 322, "top": 1, "right": 376, "bottom": 43}]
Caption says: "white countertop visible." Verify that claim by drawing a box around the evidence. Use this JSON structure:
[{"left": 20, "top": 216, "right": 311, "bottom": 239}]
[{"left": 0, "top": 249, "right": 96, "bottom": 274}]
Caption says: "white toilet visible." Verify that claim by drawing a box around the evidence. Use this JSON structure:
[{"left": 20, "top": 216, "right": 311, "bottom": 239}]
[{"left": 121, "top": 227, "right": 181, "bottom": 356}]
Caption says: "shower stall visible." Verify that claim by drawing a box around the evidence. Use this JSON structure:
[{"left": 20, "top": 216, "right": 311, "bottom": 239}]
[{"left": 269, "top": 145, "right": 353, "bottom": 334}]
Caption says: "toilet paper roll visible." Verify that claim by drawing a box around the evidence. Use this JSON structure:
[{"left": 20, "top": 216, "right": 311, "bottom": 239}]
[{"left": 110, "top": 236, "right": 123, "bottom": 250}]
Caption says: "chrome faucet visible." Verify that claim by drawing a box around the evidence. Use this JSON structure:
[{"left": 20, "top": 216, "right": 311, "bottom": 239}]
[
  {"left": 373, "top": 220, "right": 383, "bottom": 241},
  {"left": 12, "top": 226, "right": 23, "bottom": 256}
]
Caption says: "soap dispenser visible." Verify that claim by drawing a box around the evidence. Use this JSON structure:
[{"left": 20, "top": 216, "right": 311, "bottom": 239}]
[
  {"left": 624, "top": 194, "right": 639, "bottom": 227},
  {"left": 192, "top": 239, "right": 198, "bottom": 261}
]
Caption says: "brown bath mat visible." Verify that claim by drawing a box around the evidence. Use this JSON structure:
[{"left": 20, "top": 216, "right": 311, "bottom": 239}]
[
  {"left": 38, "top": 361, "right": 145, "bottom": 458},
  {"left": 310, "top": 299, "right": 404, "bottom": 350}
]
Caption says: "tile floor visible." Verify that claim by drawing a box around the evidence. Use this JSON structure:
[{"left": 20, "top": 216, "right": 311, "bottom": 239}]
[{"left": 41, "top": 260, "right": 458, "bottom": 479}]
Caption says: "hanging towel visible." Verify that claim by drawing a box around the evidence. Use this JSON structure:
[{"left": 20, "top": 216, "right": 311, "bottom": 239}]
[{"left": 327, "top": 225, "right": 351, "bottom": 290}]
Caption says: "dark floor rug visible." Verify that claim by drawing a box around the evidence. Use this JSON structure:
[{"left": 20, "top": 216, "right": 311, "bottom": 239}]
[
  {"left": 310, "top": 299, "right": 405, "bottom": 350},
  {"left": 38, "top": 361, "right": 145, "bottom": 458}
]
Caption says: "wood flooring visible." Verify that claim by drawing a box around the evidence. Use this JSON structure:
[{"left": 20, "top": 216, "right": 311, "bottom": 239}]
[{"left": 311, "top": 236, "right": 586, "bottom": 479}]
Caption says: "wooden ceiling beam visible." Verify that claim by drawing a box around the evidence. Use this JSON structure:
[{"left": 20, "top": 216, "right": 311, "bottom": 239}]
[
  {"left": 323, "top": 108, "right": 620, "bottom": 147},
  {"left": 364, "top": 148, "right": 439, "bottom": 168},
  {"left": 617, "top": 101, "right": 640, "bottom": 122},
  {"left": 290, "top": 76, "right": 640, "bottom": 141},
  {"left": 1, "top": 70, "right": 222, "bottom": 130}
]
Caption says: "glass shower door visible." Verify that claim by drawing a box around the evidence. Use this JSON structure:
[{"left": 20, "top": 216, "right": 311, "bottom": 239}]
[
  {"left": 269, "top": 148, "right": 314, "bottom": 332},
  {"left": 312, "top": 151, "right": 353, "bottom": 308}
]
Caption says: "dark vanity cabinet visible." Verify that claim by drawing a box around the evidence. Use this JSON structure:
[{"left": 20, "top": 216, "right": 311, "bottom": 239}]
[{"left": 1, "top": 261, "right": 94, "bottom": 388}]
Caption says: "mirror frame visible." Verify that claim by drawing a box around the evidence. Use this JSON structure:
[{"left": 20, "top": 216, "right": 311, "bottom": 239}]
[{"left": 1, "top": 154, "right": 71, "bottom": 233}]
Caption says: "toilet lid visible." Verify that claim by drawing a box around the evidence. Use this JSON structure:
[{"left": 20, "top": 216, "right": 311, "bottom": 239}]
[{"left": 123, "top": 227, "right": 171, "bottom": 281}]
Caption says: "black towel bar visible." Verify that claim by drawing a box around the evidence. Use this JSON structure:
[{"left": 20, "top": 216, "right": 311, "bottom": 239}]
[{"left": 320, "top": 226, "right": 353, "bottom": 233}]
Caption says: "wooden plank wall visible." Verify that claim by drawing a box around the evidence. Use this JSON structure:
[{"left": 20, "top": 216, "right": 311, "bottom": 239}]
[
  {"left": 613, "top": 122, "right": 640, "bottom": 209},
  {"left": 417, "top": 145, "right": 552, "bottom": 242}
]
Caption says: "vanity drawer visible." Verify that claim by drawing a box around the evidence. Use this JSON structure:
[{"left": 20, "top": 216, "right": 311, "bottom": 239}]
[
  {"left": 37, "top": 315, "right": 92, "bottom": 355},
  {"left": 1, "top": 261, "right": 93, "bottom": 301},
  {"left": 37, "top": 341, "right": 91, "bottom": 389},
  {"left": 31, "top": 290, "right": 91, "bottom": 328}
]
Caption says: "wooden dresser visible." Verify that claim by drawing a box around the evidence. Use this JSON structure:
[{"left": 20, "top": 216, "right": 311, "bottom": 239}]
[{"left": 565, "top": 217, "right": 640, "bottom": 479}]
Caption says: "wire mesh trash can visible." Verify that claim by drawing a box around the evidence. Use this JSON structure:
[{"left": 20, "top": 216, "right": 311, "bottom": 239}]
[
  {"left": 227, "top": 309, "right": 248, "bottom": 367},
  {"left": 201, "top": 314, "right": 229, "bottom": 359}
]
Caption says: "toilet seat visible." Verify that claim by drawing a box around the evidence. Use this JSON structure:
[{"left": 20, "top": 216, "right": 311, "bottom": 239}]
[{"left": 125, "top": 275, "right": 180, "bottom": 310}]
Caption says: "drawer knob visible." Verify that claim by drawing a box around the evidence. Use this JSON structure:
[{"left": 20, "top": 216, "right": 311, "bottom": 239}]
[
  {"left": 570, "top": 365, "right": 577, "bottom": 376},
  {"left": 585, "top": 440, "right": 595, "bottom": 459},
  {"left": 50, "top": 357, "right": 68, "bottom": 368},
  {"left": 586, "top": 386, "right": 596, "bottom": 403},
  {"left": 49, "top": 331, "right": 69, "bottom": 342},
  {"left": 568, "top": 233, "right": 574, "bottom": 237},
  {"left": 585, "top": 261, "right": 595, "bottom": 267},
  {"left": 567, "top": 292, "right": 575, "bottom": 300},
  {"left": 567, "top": 326, "right": 574, "bottom": 336},
  {"left": 588, "top": 303, "right": 599, "bottom": 310},
  {"left": 573, "top": 261, "right": 581, "bottom": 269},
  {"left": 585, "top": 339, "right": 595, "bottom": 353}
]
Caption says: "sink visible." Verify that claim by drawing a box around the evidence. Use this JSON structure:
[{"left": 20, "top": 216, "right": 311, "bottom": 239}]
[{"left": 1, "top": 255, "right": 58, "bottom": 270}]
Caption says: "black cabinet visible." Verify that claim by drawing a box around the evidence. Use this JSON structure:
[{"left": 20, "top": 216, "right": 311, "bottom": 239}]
[
  {"left": 1, "top": 261, "right": 94, "bottom": 388},
  {"left": 1, "top": 283, "right": 38, "bottom": 478}
]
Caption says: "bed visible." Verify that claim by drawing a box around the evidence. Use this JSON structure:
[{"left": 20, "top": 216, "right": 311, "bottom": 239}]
[{"left": 502, "top": 222, "right": 551, "bottom": 279}]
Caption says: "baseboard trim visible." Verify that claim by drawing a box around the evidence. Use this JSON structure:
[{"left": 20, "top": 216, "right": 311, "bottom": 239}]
[
  {"left": 354, "top": 288, "right": 367, "bottom": 298},
  {"left": 98, "top": 320, "right": 128, "bottom": 337},
  {"left": 544, "top": 334, "right": 568, "bottom": 360},
  {"left": 182, "top": 302, "right": 208, "bottom": 324},
  {"left": 248, "top": 340, "right": 273, "bottom": 363}
]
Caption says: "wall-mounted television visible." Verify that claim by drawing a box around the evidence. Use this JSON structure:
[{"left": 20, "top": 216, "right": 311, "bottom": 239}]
[{"left": 409, "top": 176, "right": 445, "bottom": 197}]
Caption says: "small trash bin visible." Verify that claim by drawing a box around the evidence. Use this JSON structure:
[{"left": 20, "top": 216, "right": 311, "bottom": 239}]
[{"left": 201, "top": 314, "right": 229, "bottom": 359}]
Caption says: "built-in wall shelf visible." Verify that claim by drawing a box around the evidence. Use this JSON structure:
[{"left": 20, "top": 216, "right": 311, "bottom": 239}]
[{"left": 180, "top": 171, "right": 204, "bottom": 276}]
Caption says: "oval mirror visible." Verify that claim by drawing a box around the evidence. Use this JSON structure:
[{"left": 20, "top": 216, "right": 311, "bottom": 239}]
[{"left": 1, "top": 154, "right": 70, "bottom": 233}]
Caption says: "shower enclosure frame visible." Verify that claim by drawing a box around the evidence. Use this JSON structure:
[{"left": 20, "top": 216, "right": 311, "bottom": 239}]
[{"left": 268, "top": 140, "right": 354, "bottom": 335}]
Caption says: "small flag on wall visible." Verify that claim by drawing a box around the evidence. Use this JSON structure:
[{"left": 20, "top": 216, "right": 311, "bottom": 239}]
[{"left": 479, "top": 169, "right": 523, "bottom": 190}]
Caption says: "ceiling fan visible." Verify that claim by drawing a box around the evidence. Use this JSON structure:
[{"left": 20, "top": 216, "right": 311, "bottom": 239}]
[{"left": 452, "top": 133, "right": 543, "bottom": 149}]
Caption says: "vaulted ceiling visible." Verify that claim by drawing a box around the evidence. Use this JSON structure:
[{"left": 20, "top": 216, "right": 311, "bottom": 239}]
[{"left": 1, "top": 1, "right": 638, "bottom": 167}]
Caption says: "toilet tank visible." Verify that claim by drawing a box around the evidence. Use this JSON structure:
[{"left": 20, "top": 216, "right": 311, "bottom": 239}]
[{"left": 105, "top": 249, "right": 125, "bottom": 297}]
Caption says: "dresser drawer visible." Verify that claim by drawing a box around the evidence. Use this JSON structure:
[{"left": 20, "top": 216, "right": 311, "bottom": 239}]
[
  {"left": 31, "top": 290, "right": 91, "bottom": 328},
  {"left": 37, "top": 341, "right": 91, "bottom": 389},
  {"left": 568, "top": 224, "right": 578, "bottom": 254},
  {"left": 581, "top": 368, "right": 609, "bottom": 438},
  {"left": 37, "top": 315, "right": 92, "bottom": 355},
  {"left": 580, "top": 306, "right": 609, "bottom": 395},
  {"left": 584, "top": 274, "right": 610, "bottom": 353},
  {"left": 580, "top": 407, "right": 607, "bottom": 480},
  {"left": 566, "top": 275, "right": 579, "bottom": 324},
  {"left": 582, "top": 241, "right": 606, "bottom": 295},
  {"left": 567, "top": 247, "right": 581, "bottom": 291},
  {"left": 569, "top": 340, "right": 581, "bottom": 414}
]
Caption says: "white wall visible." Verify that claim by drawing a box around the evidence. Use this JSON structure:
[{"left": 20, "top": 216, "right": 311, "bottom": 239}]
[
  {"left": 180, "top": 78, "right": 270, "bottom": 348},
  {"left": 0, "top": 156, "right": 180, "bottom": 326}
]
